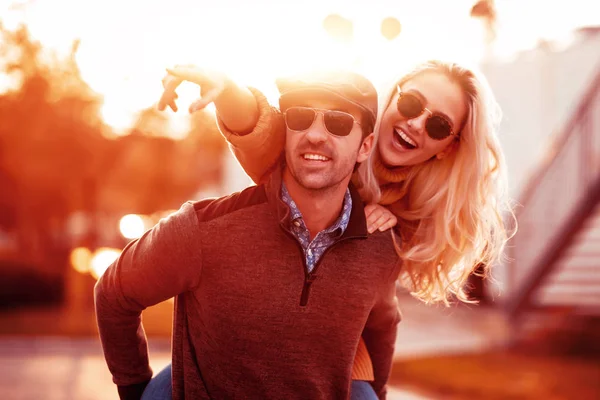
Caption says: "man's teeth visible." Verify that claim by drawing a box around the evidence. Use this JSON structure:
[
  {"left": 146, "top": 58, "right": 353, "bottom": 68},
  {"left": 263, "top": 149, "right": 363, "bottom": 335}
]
[
  {"left": 394, "top": 128, "right": 417, "bottom": 147},
  {"left": 303, "top": 154, "right": 329, "bottom": 161}
]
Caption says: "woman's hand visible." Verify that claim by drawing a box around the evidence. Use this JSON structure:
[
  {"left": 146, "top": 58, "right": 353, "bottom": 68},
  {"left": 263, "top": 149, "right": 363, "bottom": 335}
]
[
  {"left": 364, "top": 204, "right": 397, "bottom": 234},
  {"left": 158, "top": 65, "right": 231, "bottom": 114}
]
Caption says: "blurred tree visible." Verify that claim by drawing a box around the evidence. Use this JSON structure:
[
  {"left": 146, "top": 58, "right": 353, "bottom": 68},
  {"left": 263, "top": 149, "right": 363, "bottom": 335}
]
[
  {"left": 0, "top": 24, "right": 106, "bottom": 267},
  {"left": 97, "top": 107, "right": 225, "bottom": 215},
  {"left": 186, "top": 109, "right": 227, "bottom": 186},
  {"left": 0, "top": 143, "right": 17, "bottom": 229},
  {"left": 0, "top": 22, "right": 230, "bottom": 308},
  {"left": 0, "top": 24, "right": 228, "bottom": 269}
]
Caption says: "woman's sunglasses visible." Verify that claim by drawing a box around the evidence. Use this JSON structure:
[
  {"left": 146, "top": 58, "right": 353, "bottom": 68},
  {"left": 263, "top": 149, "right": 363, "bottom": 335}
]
[
  {"left": 396, "top": 85, "right": 458, "bottom": 140},
  {"left": 284, "top": 106, "right": 361, "bottom": 137}
]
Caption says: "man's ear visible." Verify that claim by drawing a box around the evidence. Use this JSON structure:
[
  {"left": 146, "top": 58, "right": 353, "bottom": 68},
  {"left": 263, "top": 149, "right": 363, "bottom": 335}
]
[
  {"left": 357, "top": 133, "right": 375, "bottom": 163},
  {"left": 436, "top": 139, "right": 458, "bottom": 160}
]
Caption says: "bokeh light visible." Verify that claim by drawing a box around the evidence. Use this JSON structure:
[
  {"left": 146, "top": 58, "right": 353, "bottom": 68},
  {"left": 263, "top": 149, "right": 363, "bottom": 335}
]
[
  {"left": 381, "top": 17, "right": 401, "bottom": 40},
  {"left": 70, "top": 247, "right": 92, "bottom": 274},
  {"left": 119, "top": 214, "right": 145, "bottom": 240},
  {"left": 90, "top": 248, "right": 121, "bottom": 279}
]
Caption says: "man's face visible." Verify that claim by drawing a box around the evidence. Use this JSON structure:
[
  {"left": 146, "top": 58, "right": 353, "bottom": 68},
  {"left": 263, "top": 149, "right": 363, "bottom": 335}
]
[{"left": 283, "top": 98, "right": 372, "bottom": 192}]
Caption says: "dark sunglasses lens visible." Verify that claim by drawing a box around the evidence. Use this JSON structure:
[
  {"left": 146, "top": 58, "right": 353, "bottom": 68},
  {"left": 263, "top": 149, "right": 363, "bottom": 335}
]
[
  {"left": 426, "top": 116, "right": 453, "bottom": 139},
  {"left": 397, "top": 94, "right": 423, "bottom": 119},
  {"left": 285, "top": 107, "right": 316, "bottom": 131},
  {"left": 324, "top": 111, "right": 355, "bottom": 136}
]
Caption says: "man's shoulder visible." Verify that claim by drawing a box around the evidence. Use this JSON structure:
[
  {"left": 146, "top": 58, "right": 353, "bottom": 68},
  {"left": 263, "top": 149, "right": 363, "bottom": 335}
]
[
  {"left": 364, "top": 229, "right": 396, "bottom": 250},
  {"left": 358, "top": 230, "right": 400, "bottom": 269},
  {"left": 191, "top": 184, "right": 270, "bottom": 223}
]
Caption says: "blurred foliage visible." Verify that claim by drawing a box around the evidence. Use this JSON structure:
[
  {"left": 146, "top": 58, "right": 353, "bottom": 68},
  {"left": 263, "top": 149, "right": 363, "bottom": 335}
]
[{"left": 0, "top": 23, "right": 226, "bottom": 270}]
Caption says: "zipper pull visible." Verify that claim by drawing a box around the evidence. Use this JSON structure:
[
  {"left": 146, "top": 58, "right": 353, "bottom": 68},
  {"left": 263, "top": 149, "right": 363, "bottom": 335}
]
[{"left": 300, "top": 275, "right": 318, "bottom": 306}]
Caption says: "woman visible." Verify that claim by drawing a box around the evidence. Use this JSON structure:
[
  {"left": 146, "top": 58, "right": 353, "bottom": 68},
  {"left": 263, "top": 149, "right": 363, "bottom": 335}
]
[{"left": 150, "top": 60, "right": 514, "bottom": 399}]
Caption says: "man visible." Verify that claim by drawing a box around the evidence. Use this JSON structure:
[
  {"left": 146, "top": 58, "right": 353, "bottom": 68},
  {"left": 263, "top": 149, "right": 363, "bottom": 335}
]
[{"left": 95, "top": 70, "right": 401, "bottom": 400}]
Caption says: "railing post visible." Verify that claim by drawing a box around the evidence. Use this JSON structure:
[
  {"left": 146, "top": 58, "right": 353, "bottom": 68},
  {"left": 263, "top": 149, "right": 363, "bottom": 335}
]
[
  {"left": 582, "top": 112, "right": 592, "bottom": 190},
  {"left": 505, "top": 67, "right": 600, "bottom": 321}
]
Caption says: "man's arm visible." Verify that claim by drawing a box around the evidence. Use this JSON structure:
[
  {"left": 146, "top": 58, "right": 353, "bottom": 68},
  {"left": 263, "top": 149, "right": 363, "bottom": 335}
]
[
  {"left": 94, "top": 202, "right": 203, "bottom": 400},
  {"left": 361, "top": 279, "right": 402, "bottom": 399}
]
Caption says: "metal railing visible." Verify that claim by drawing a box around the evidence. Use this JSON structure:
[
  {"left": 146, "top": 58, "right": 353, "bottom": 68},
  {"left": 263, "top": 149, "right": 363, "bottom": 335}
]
[{"left": 506, "top": 67, "right": 600, "bottom": 321}]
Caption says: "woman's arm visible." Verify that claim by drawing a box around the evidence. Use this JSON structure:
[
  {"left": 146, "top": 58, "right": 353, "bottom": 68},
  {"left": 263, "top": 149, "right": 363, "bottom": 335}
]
[
  {"left": 159, "top": 66, "right": 259, "bottom": 133},
  {"left": 159, "top": 66, "right": 285, "bottom": 184},
  {"left": 217, "top": 88, "right": 286, "bottom": 184}
]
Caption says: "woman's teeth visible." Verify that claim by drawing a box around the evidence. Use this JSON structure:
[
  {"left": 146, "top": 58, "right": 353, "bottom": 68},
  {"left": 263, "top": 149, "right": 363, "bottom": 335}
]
[{"left": 394, "top": 128, "right": 417, "bottom": 149}]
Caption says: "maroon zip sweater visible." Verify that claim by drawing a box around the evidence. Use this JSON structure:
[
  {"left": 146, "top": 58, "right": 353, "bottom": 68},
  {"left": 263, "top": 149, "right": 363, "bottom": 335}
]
[{"left": 94, "top": 167, "right": 401, "bottom": 400}]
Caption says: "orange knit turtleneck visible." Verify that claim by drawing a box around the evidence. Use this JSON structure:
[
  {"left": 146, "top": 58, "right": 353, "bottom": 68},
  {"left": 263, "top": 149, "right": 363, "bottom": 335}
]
[{"left": 372, "top": 150, "right": 411, "bottom": 206}]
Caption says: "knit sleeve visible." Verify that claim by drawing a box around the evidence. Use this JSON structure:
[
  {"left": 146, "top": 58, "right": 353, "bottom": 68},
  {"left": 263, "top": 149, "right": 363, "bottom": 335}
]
[
  {"left": 217, "top": 87, "right": 286, "bottom": 184},
  {"left": 361, "top": 278, "right": 402, "bottom": 399},
  {"left": 94, "top": 202, "right": 203, "bottom": 398}
]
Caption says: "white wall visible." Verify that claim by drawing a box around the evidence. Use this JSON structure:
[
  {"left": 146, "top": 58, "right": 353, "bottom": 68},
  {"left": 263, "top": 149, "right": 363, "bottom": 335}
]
[{"left": 482, "top": 31, "right": 600, "bottom": 197}]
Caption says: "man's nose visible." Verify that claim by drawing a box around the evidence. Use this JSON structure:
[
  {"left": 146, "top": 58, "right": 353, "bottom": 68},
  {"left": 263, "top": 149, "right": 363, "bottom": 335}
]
[{"left": 304, "top": 113, "right": 329, "bottom": 143}]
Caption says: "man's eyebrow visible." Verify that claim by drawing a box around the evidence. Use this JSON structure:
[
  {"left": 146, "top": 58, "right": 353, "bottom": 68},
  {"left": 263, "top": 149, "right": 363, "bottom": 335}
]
[
  {"left": 330, "top": 107, "right": 351, "bottom": 113},
  {"left": 406, "top": 88, "right": 454, "bottom": 126}
]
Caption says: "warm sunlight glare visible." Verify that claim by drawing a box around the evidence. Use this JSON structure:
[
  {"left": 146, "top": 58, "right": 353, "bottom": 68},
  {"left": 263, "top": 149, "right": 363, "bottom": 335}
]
[
  {"left": 90, "top": 248, "right": 121, "bottom": 279},
  {"left": 204, "top": 103, "right": 216, "bottom": 115},
  {"left": 6, "top": 0, "right": 598, "bottom": 132},
  {"left": 167, "top": 115, "right": 191, "bottom": 140},
  {"left": 70, "top": 246, "right": 92, "bottom": 274},
  {"left": 101, "top": 103, "right": 136, "bottom": 136},
  {"left": 119, "top": 214, "right": 146, "bottom": 240}
]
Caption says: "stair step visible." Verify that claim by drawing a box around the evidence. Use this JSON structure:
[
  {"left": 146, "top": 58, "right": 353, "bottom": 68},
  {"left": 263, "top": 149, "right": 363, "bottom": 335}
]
[
  {"left": 554, "top": 258, "right": 600, "bottom": 269},
  {"left": 545, "top": 279, "right": 600, "bottom": 288},
  {"left": 538, "top": 206, "right": 600, "bottom": 311}
]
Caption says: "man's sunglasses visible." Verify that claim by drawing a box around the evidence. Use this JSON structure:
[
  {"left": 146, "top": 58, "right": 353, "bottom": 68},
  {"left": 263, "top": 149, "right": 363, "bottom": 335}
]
[
  {"left": 396, "top": 86, "right": 458, "bottom": 140},
  {"left": 284, "top": 106, "right": 361, "bottom": 137}
]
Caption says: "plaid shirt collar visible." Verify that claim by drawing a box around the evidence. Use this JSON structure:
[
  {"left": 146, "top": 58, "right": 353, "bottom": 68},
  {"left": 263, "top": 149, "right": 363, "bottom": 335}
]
[{"left": 281, "top": 182, "right": 352, "bottom": 238}]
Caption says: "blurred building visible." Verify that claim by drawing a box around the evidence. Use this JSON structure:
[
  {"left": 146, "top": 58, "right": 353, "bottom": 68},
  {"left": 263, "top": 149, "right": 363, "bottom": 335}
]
[
  {"left": 481, "top": 27, "right": 600, "bottom": 350},
  {"left": 483, "top": 27, "right": 600, "bottom": 197}
]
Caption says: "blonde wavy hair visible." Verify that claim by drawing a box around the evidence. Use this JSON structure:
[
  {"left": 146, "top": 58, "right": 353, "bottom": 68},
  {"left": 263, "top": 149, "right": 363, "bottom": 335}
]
[{"left": 358, "top": 60, "right": 515, "bottom": 305}]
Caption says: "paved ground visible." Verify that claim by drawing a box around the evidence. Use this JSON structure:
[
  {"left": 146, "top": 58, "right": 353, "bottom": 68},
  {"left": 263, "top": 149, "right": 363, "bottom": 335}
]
[
  {"left": 0, "top": 294, "right": 505, "bottom": 399},
  {"left": 0, "top": 336, "right": 435, "bottom": 400}
]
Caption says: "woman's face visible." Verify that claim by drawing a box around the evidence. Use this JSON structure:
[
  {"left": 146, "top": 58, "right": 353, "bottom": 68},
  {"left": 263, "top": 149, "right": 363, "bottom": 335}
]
[{"left": 377, "top": 71, "right": 468, "bottom": 167}]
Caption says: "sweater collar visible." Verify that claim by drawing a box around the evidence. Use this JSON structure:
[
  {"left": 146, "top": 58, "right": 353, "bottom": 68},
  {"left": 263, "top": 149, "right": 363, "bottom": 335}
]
[
  {"left": 373, "top": 149, "right": 411, "bottom": 184},
  {"left": 265, "top": 164, "right": 368, "bottom": 239}
]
